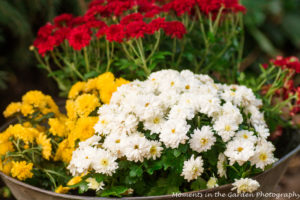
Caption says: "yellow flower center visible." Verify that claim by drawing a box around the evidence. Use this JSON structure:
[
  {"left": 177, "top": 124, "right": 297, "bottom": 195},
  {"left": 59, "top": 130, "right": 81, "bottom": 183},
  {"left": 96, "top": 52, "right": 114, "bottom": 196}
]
[
  {"left": 225, "top": 125, "right": 231, "bottom": 131},
  {"left": 237, "top": 147, "right": 244, "bottom": 152},
  {"left": 243, "top": 134, "right": 248, "bottom": 139},
  {"left": 153, "top": 117, "right": 160, "bottom": 124},
  {"left": 185, "top": 85, "right": 190, "bottom": 90},
  {"left": 115, "top": 139, "right": 120, "bottom": 143},
  {"left": 145, "top": 103, "right": 149, "bottom": 107},
  {"left": 134, "top": 145, "right": 139, "bottom": 149},
  {"left": 192, "top": 166, "right": 199, "bottom": 175},
  {"left": 259, "top": 153, "right": 267, "bottom": 161},
  {"left": 170, "top": 81, "right": 174, "bottom": 86},
  {"left": 200, "top": 138, "right": 208, "bottom": 145},
  {"left": 150, "top": 146, "right": 157, "bottom": 155},
  {"left": 100, "top": 158, "right": 109, "bottom": 166},
  {"left": 171, "top": 129, "right": 176, "bottom": 133}
]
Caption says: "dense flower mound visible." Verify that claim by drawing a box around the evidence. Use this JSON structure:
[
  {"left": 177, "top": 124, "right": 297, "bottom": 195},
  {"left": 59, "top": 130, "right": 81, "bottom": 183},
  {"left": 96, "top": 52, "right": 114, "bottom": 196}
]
[{"left": 68, "top": 69, "right": 276, "bottom": 195}]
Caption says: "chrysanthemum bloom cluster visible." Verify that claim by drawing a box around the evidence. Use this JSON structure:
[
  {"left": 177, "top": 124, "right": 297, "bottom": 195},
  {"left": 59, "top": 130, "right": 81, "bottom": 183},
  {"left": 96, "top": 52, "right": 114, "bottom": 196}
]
[
  {"left": 31, "top": 0, "right": 246, "bottom": 94},
  {"left": 68, "top": 69, "right": 276, "bottom": 195},
  {"left": 0, "top": 72, "right": 128, "bottom": 189},
  {"left": 53, "top": 72, "right": 129, "bottom": 164}
]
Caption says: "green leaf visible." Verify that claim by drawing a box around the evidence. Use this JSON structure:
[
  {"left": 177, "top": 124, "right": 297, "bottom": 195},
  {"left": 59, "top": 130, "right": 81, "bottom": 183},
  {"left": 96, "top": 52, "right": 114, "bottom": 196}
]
[
  {"left": 145, "top": 161, "right": 163, "bottom": 175},
  {"left": 173, "top": 149, "right": 181, "bottom": 157},
  {"left": 83, "top": 71, "right": 99, "bottom": 80},
  {"left": 129, "top": 165, "right": 143, "bottom": 177},
  {"left": 191, "top": 177, "right": 207, "bottom": 191},
  {"left": 100, "top": 186, "right": 129, "bottom": 197}
]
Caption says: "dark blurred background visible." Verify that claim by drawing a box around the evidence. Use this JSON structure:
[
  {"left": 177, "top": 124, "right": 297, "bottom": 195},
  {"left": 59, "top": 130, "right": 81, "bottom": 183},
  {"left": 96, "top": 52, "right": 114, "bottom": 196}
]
[{"left": 1, "top": 0, "right": 300, "bottom": 199}]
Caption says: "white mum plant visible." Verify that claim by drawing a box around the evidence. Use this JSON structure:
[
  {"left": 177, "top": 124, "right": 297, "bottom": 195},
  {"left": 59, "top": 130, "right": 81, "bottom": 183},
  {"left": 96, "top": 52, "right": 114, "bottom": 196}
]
[{"left": 68, "top": 70, "right": 277, "bottom": 197}]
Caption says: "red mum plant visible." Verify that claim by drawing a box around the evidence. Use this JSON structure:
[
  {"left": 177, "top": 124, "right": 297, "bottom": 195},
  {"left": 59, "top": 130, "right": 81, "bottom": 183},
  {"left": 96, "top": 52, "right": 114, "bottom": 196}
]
[{"left": 31, "top": 0, "right": 246, "bottom": 93}]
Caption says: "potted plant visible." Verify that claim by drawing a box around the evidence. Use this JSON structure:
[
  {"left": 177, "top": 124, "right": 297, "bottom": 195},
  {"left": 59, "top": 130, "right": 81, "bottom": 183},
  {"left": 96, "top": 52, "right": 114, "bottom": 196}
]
[{"left": 1, "top": 0, "right": 299, "bottom": 199}]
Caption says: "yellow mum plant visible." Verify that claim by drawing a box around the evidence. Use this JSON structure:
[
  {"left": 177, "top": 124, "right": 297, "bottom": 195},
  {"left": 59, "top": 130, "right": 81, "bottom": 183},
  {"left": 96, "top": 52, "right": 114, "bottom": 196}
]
[{"left": 0, "top": 72, "right": 128, "bottom": 191}]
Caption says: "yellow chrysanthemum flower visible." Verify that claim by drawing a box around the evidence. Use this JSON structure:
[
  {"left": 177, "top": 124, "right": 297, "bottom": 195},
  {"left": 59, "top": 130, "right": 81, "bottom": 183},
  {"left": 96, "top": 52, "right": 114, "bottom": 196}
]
[
  {"left": 66, "top": 100, "right": 77, "bottom": 120},
  {"left": 68, "top": 82, "right": 86, "bottom": 99},
  {"left": 49, "top": 117, "right": 68, "bottom": 137},
  {"left": 0, "top": 141, "right": 14, "bottom": 156},
  {"left": 36, "top": 133, "right": 52, "bottom": 160},
  {"left": 67, "top": 176, "right": 82, "bottom": 186},
  {"left": 41, "top": 96, "right": 61, "bottom": 116},
  {"left": 115, "top": 77, "right": 130, "bottom": 87},
  {"left": 55, "top": 185, "right": 70, "bottom": 194},
  {"left": 85, "top": 77, "right": 99, "bottom": 93},
  {"left": 54, "top": 139, "right": 74, "bottom": 163},
  {"left": 11, "top": 161, "right": 33, "bottom": 181},
  {"left": 6, "top": 124, "right": 39, "bottom": 144},
  {"left": 22, "top": 91, "right": 48, "bottom": 108},
  {"left": 74, "top": 94, "right": 100, "bottom": 117},
  {"left": 20, "top": 103, "right": 34, "bottom": 117},
  {"left": 99, "top": 85, "right": 116, "bottom": 104},
  {"left": 0, "top": 160, "right": 13, "bottom": 175},
  {"left": 69, "top": 117, "right": 98, "bottom": 145},
  {"left": 96, "top": 72, "right": 115, "bottom": 90},
  {"left": 3, "top": 102, "right": 22, "bottom": 118}
]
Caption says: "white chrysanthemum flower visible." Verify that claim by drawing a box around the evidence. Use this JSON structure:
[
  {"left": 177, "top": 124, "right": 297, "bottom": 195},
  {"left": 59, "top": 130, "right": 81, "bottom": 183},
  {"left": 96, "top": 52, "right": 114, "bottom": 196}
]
[
  {"left": 213, "top": 117, "right": 238, "bottom": 142},
  {"left": 224, "top": 138, "right": 255, "bottom": 166},
  {"left": 168, "top": 104, "right": 195, "bottom": 121},
  {"left": 91, "top": 149, "right": 118, "bottom": 176},
  {"left": 123, "top": 134, "right": 151, "bottom": 162},
  {"left": 159, "top": 119, "right": 190, "bottom": 149},
  {"left": 143, "top": 114, "right": 166, "bottom": 134},
  {"left": 250, "top": 139, "right": 277, "bottom": 170},
  {"left": 235, "top": 130, "right": 257, "bottom": 143},
  {"left": 103, "top": 133, "right": 127, "bottom": 158},
  {"left": 189, "top": 126, "right": 216, "bottom": 153},
  {"left": 197, "top": 94, "right": 221, "bottom": 117},
  {"left": 147, "top": 141, "right": 163, "bottom": 160},
  {"left": 207, "top": 177, "right": 219, "bottom": 189},
  {"left": 217, "top": 153, "right": 227, "bottom": 178},
  {"left": 68, "top": 146, "right": 98, "bottom": 176},
  {"left": 221, "top": 102, "right": 243, "bottom": 124},
  {"left": 254, "top": 124, "right": 270, "bottom": 139},
  {"left": 232, "top": 178, "right": 260, "bottom": 193},
  {"left": 86, "top": 178, "right": 105, "bottom": 191},
  {"left": 181, "top": 155, "right": 204, "bottom": 182},
  {"left": 78, "top": 135, "right": 101, "bottom": 148}
]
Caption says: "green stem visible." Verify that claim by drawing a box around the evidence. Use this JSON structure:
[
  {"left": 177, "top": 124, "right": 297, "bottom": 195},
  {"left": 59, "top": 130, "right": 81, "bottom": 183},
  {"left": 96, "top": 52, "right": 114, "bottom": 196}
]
[
  {"left": 146, "top": 30, "right": 161, "bottom": 62},
  {"left": 83, "top": 47, "right": 90, "bottom": 72},
  {"left": 136, "top": 39, "right": 150, "bottom": 75},
  {"left": 50, "top": 51, "right": 63, "bottom": 69}
]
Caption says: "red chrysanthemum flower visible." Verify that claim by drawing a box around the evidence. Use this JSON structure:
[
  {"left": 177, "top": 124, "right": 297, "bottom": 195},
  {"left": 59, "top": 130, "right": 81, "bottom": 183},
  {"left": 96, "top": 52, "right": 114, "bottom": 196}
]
[
  {"left": 125, "top": 21, "right": 148, "bottom": 39},
  {"left": 33, "top": 36, "right": 56, "bottom": 56},
  {"left": 67, "top": 25, "right": 92, "bottom": 50},
  {"left": 146, "top": 17, "right": 165, "bottom": 34},
  {"left": 137, "top": 0, "right": 162, "bottom": 18},
  {"left": 162, "top": 21, "right": 187, "bottom": 39},
  {"left": 34, "top": 23, "right": 57, "bottom": 56},
  {"left": 270, "top": 56, "right": 300, "bottom": 73},
  {"left": 163, "top": 0, "right": 197, "bottom": 16},
  {"left": 105, "top": 24, "right": 125, "bottom": 43},
  {"left": 54, "top": 13, "right": 74, "bottom": 27},
  {"left": 120, "top": 13, "right": 144, "bottom": 25},
  {"left": 53, "top": 27, "right": 71, "bottom": 46}
]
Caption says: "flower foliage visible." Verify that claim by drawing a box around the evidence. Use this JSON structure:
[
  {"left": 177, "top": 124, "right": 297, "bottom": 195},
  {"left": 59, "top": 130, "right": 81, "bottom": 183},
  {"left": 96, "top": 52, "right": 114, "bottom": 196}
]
[
  {"left": 0, "top": 72, "right": 128, "bottom": 190},
  {"left": 66, "top": 70, "right": 275, "bottom": 197}
]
